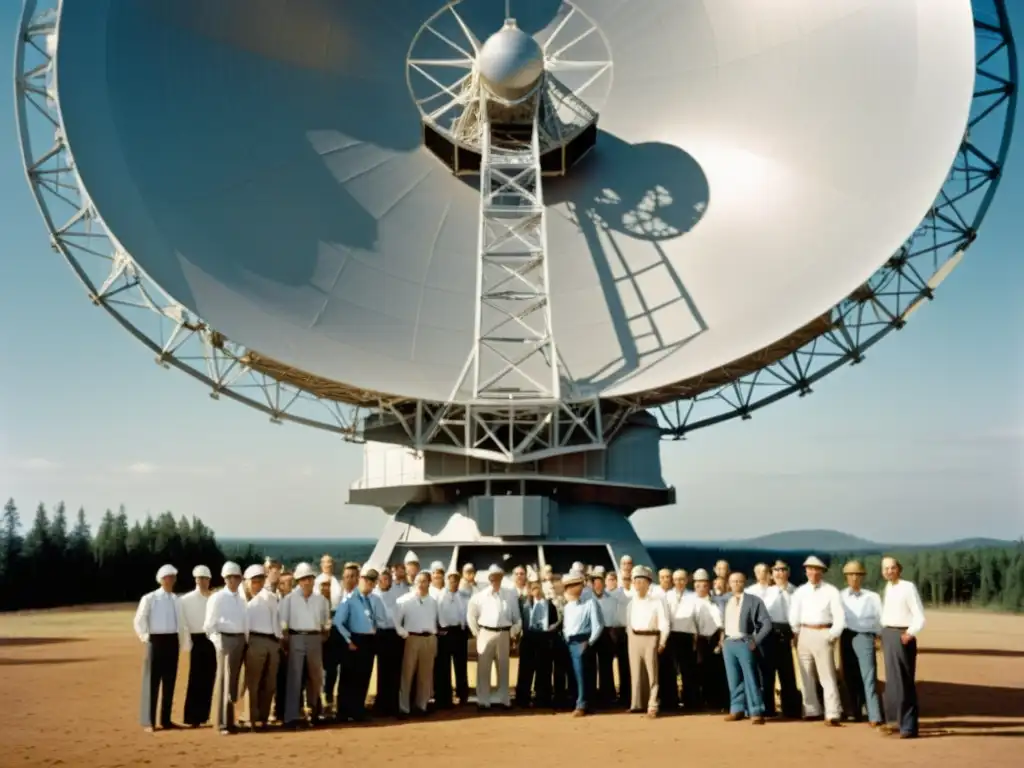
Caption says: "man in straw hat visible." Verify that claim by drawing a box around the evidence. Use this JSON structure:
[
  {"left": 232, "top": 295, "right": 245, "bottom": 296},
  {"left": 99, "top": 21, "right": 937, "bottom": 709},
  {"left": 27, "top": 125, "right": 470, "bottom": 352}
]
[
  {"left": 879, "top": 556, "right": 926, "bottom": 738},
  {"left": 624, "top": 565, "right": 669, "bottom": 717},
  {"left": 763, "top": 560, "right": 800, "bottom": 718},
  {"left": 279, "top": 562, "right": 332, "bottom": 728},
  {"left": 839, "top": 560, "right": 883, "bottom": 727},
  {"left": 181, "top": 564, "right": 215, "bottom": 728},
  {"left": 133, "top": 564, "right": 192, "bottom": 732},
  {"left": 788, "top": 555, "right": 846, "bottom": 725},
  {"left": 561, "top": 570, "right": 605, "bottom": 716},
  {"left": 467, "top": 564, "right": 522, "bottom": 709}
]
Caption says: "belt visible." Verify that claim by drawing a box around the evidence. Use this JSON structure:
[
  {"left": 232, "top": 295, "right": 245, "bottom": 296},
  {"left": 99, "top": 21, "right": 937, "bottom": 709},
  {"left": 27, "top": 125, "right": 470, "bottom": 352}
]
[
  {"left": 566, "top": 633, "right": 589, "bottom": 643},
  {"left": 801, "top": 624, "right": 831, "bottom": 630},
  {"left": 670, "top": 630, "right": 695, "bottom": 635},
  {"left": 220, "top": 632, "right": 244, "bottom": 637},
  {"left": 250, "top": 631, "right": 277, "bottom": 639},
  {"left": 351, "top": 632, "right": 376, "bottom": 638},
  {"left": 480, "top": 626, "right": 510, "bottom": 632},
  {"left": 631, "top": 629, "right": 660, "bottom": 636},
  {"left": 287, "top": 629, "right": 320, "bottom": 636},
  {"left": 407, "top": 631, "right": 434, "bottom": 637},
  {"left": 884, "top": 626, "right": 909, "bottom": 631},
  {"left": 440, "top": 625, "right": 466, "bottom": 630}
]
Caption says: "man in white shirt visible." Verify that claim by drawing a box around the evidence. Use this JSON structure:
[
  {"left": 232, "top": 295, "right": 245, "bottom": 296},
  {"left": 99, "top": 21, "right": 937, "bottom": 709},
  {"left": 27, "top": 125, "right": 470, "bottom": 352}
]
[
  {"left": 372, "top": 568, "right": 404, "bottom": 716},
  {"left": 244, "top": 564, "right": 281, "bottom": 730},
  {"left": 745, "top": 563, "right": 771, "bottom": 598},
  {"left": 467, "top": 564, "right": 523, "bottom": 709},
  {"left": 788, "top": 555, "right": 846, "bottom": 725},
  {"left": 434, "top": 567, "right": 470, "bottom": 708},
  {"left": 763, "top": 560, "right": 800, "bottom": 718},
  {"left": 394, "top": 571, "right": 440, "bottom": 716},
  {"left": 133, "top": 564, "right": 191, "bottom": 732},
  {"left": 880, "top": 556, "right": 926, "bottom": 738},
  {"left": 280, "top": 562, "right": 331, "bottom": 728},
  {"left": 652, "top": 568, "right": 671, "bottom": 599},
  {"left": 839, "top": 560, "right": 883, "bottom": 727},
  {"left": 204, "top": 561, "right": 248, "bottom": 734},
  {"left": 661, "top": 569, "right": 694, "bottom": 711},
  {"left": 181, "top": 565, "right": 215, "bottom": 728},
  {"left": 604, "top": 570, "right": 631, "bottom": 707},
  {"left": 625, "top": 565, "right": 669, "bottom": 717}
]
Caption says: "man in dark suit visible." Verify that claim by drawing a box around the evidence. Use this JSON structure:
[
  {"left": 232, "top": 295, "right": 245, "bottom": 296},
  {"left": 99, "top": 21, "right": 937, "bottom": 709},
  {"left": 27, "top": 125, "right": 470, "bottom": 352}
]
[
  {"left": 720, "top": 572, "right": 772, "bottom": 724},
  {"left": 516, "top": 575, "right": 560, "bottom": 707}
]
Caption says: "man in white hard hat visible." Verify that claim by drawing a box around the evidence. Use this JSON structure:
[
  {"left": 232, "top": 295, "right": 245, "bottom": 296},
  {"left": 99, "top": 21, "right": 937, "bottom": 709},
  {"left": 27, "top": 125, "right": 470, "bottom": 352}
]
[
  {"left": 372, "top": 567, "right": 404, "bottom": 716},
  {"left": 467, "top": 564, "right": 522, "bottom": 709},
  {"left": 133, "top": 564, "right": 191, "bottom": 732},
  {"left": 244, "top": 564, "right": 280, "bottom": 730},
  {"left": 625, "top": 565, "right": 669, "bottom": 718},
  {"left": 788, "top": 555, "right": 846, "bottom": 726},
  {"left": 280, "top": 562, "right": 332, "bottom": 728},
  {"left": 435, "top": 567, "right": 470, "bottom": 708},
  {"left": 204, "top": 561, "right": 248, "bottom": 734},
  {"left": 181, "top": 565, "right": 215, "bottom": 727},
  {"left": 333, "top": 566, "right": 385, "bottom": 721},
  {"left": 429, "top": 561, "right": 446, "bottom": 598},
  {"left": 394, "top": 571, "right": 440, "bottom": 717},
  {"left": 403, "top": 550, "right": 421, "bottom": 585}
]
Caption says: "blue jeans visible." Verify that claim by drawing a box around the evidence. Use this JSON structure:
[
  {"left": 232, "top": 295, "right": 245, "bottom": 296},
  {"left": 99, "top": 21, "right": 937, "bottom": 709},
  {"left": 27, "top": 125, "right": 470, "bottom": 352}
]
[
  {"left": 566, "top": 635, "right": 594, "bottom": 711},
  {"left": 723, "top": 638, "right": 765, "bottom": 716},
  {"left": 840, "top": 630, "right": 883, "bottom": 723}
]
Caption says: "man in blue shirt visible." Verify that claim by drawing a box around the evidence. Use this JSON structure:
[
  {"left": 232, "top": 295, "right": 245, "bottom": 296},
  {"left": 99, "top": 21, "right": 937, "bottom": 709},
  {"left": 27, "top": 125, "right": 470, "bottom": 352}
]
[
  {"left": 333, "top": 566, "right": 386, "bottom": 722},
  {"left": 515, "top": 573, "right": 559, "bottom": 708},
  {"left": 561, "top": 572, "right": 604, "bottom": 716}
]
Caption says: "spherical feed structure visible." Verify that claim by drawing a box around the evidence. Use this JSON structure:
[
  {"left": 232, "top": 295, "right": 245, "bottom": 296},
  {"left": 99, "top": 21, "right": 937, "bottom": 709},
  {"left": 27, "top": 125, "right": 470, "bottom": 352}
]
[{"left": 14, "top": 1, "right": 1017, "bottom": 570}]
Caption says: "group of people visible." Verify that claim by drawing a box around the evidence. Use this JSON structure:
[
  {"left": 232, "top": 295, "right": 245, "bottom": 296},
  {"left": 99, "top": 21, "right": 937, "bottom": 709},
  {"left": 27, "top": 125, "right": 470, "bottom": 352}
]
[{"left": 132, "top": 549, "right": 926, "bottom": 738}]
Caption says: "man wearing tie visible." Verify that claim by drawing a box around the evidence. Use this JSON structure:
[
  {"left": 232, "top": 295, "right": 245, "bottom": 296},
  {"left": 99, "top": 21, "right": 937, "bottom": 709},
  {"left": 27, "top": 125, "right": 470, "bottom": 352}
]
[
  {"left": 467, "top": 564, "right": 523, "bottom": 710},
  {"left": 560, "top": 572, "right": 605, "bottom": 717},
  {"left": 839, "top": 560, "right": 884, "bottom": 727},
  {"left": 333, "top": 566, "right": 386, "bottom": 722},
  {"left": 763, "top": 560, "right": 800, "bottom": 719},
  {"left": 880, "top": 556, "right": 926, "bottom": 739},
  {"left": 789, "top": 555, "right": 846, "bottom": 726},
  {"left": 516, "top": 572, "right": 559, "bottom": 708},
  {"left": 133, "top": 564, "right": 192, "bottom": 732},
  {"left": 721, "top": 572, "right": 772, "bottom": 724},
  {"left": 394, "top": 572, "right": 440, "bottom": 717},
  {"left": 435, "top": 567, "right": 470, "bottom": 708},
  {"left": 204, "top": 561, "right": 249, "bottom": 735},
  {"left": 372, "top": 568, "right": 404, "bottom": 716},
  {"left": 180, "top": 565, "right": 215, "bottom": 728}
]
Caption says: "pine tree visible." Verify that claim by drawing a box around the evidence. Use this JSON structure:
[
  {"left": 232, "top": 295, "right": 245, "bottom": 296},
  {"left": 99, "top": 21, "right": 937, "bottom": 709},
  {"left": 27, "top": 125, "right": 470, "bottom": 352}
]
[
  {"left": 23, "top": 502, "right": 52, "bottom": 559},
  {"left": 49, "top": 501, "right": 69, "bottom": 555},
  {"left": 1, "top": 499, "right": 24, "bottom": 606}
]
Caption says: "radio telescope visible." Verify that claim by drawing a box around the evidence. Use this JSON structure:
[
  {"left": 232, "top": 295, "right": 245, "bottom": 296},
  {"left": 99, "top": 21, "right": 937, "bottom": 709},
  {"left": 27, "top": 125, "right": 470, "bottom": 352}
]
[{"left": 14, "top": 1, "right": 1017, "bottom": 571}]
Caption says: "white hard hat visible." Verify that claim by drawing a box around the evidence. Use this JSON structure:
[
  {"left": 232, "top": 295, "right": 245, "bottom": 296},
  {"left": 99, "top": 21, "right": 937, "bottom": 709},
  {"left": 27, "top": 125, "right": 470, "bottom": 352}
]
[
  {"left": 293, "top": 562, "right": 316, "bottom": 580},
  {"left": 244, "top": 564, "right": 265, "bottom": 580},
  {"left": 462, "top": 562, "right": 475, "bottom": 572},
  {"left": 221, "top": 561, "right": 242, "bottom": 578},
  {"left": 803, "top": 555, "right": 828, "bottom": 571},
  {"left": 526, "top": 568, "right": 539, "bottom": 583},
  {"left": 430, "top": 560, "right": 445, "bottom": 573},
  {"left": 563, "top": 572, "right": 585, "bottom": 587},
  {"left": 487, "top": 564, "right": 504, "bottom": 576},
  {"left": 404, "top": 550, "right": 419, "bottom": 565},
  {"left": 692, "top": 568, "right": 710, "bottom": 581},
  {"left": 632, "top": 565, "right": 653, "bottom": 581},
  {"left": 155, "top": 564, "right": 177, "bottom": 583},
  {"left": 590, "top": 566, "right": 607, "bottom": 578},
  {"left": 192, "top": 565, "right": 211, "bottom": 579},
  {"left": 571, "top": 561, "right": 585, "bottom": 572}
]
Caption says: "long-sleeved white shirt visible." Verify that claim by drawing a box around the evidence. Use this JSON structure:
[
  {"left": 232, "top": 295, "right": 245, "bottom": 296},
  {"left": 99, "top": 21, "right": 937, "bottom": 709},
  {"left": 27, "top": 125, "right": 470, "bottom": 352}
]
[
  {"left": 179, "top": 589, "right": 210, "bottom": 635},
  {"left": 763, "top": 583, "right": 795, "bottom": 625},
  {"left": 467, "top": 587, "right": 522, "bottom": 636},
  {"left": 246, "top": 589, "right": 282, "bottom": 638},
  {"left": 745, "top": 582, "right": 771, "bottom": 599},
  {"left": 317, "top": 573, "right": 343, "bottom": 610},
  {"left": 204, "top": 588, "right": 249, "bottom": 644},
  {"left": 373, "top": 586, "right": 400, "bottom": 629},
  {"left": 789, "top": 581, "right": 846, "bottom": 640},
  {"left": 882, "top": 580, "right": 926, "bottom": 636},
  {"left": 626, "top": 594, "right": 670, "bottom": 646},
  {"left": 436, "top": 588, "right": 469, "bottom": 629},
  {"left": 133, "top": 589, "right": 192, "bottom": 651},
  {"left": 840, "top": 587, "right": 883, "bottom": 634},
  {"left": 280, "top": 590, "right": 331, "bottom": 632},
  {"left": 394, "top": 591, "right": 440, "bottom": 638},
  {"left": 694, "top": 596, "right": 722, "bottom": 637},
  {"left": 664, "top": 589, "right": 700, "bottom": 633}
]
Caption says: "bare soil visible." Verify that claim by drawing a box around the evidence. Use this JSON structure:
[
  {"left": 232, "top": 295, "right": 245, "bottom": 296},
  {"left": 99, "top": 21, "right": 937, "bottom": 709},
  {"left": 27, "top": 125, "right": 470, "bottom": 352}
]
[{"left": 1, "top": 608, "right": 1021, "bottom": 767}]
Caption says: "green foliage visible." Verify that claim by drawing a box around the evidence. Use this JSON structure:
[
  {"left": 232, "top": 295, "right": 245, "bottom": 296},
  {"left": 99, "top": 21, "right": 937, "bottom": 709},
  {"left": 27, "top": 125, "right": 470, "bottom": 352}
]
[{"left": 0, "top": 498, "right": 228, "bottom": 611}]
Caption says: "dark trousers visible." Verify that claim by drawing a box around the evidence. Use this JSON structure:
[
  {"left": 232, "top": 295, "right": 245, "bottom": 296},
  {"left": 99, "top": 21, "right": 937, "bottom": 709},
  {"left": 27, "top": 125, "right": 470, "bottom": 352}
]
[
  {"left": 840, "top": 630, "right": 883, "bottom": 723},
  {"left": 608, "top": 627, "right": 631, "bottom": 706},
  {"left": 434, "top": 627, "right": 469, "bottom": 706},
  {"left": 566, "top": 635, "right": 597, "bottom": 711},
  {"left": 770, "top": 625, "right": 801, "bottom": 717},
  {"left": 374, "top": 629, "right": 404, "bottom": 715},
  {"left": 552, "top": 636, "right": 573, "bottom": 708},
  {"left": 756, "top": 633, "right": 776, "bottom": 716},
  {"left": 139, "top": 634, "right": 179, "bottom": 728},
  {"left": 667, "top": 631, "right": 697, "bottom": 709},
  {"left": 341, "top": 633, "right": 376, "bottom": 719},
  {"left": 323, "top": 627, "right": 344, "bottom": 706},
  {"left": 593, "top": 630, "right": 618, "bottom": 706},
  {"left": 273, "top": 648, "right": 289, "bottom": 721},
  {"left": 516, "top": 631, "right": 554, "bottom": 706},
  {"left": 695, "top": 633, "right": 727, "bottom": 711},
  {"left": 183, "top": 633, "right": 216, "bottom": 726},
  {"left": 882, "top": 627, "right": 919, "bottom": 735}
]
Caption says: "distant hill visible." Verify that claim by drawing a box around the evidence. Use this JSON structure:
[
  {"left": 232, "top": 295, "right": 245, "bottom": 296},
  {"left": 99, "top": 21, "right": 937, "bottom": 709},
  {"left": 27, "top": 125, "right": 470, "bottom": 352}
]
[{"left": 713, "top": 529, "right": 1019, "bottom": 553}]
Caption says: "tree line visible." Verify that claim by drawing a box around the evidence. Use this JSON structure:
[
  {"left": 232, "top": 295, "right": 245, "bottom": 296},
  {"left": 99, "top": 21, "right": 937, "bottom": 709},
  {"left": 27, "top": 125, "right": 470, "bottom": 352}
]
[{"left": 2, "top": 497, "right": 1022, "bottom": 612}]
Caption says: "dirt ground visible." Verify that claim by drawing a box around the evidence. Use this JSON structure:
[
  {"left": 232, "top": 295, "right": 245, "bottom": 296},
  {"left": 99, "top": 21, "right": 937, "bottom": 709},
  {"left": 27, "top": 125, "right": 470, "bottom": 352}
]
[{"left": 1, "top": 608, "right": 1021, "bottom": 767}]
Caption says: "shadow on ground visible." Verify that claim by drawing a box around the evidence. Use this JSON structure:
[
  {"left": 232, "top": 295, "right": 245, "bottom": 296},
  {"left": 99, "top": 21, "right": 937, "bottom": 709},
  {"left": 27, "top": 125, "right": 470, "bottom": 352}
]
[
  {"left": 919, "top": 647, "right": 1024, "bottom": 659},
  {"left": 0, "top": 636, "right": 84, "bottom": 647}
]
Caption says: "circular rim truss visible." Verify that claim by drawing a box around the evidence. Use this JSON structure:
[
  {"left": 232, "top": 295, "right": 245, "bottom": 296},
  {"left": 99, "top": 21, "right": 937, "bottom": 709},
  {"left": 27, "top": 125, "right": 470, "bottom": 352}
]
[{"left": 13, "top": 0, "right": 1019, "bottom": 458}]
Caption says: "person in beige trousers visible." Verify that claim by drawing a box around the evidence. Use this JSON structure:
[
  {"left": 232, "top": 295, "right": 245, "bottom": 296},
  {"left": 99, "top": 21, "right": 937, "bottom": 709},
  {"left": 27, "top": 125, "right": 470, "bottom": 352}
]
[
  {"left": 625, "top": 565, "right": 670, "bottom": 717},
  {"left": 467, "top": 564, "right": 523, "bottom": 709},
  {"left": 243, "top": 565, "right": 280, "bottom": 729},
  {"left": 788, "top": 556, "right": 847, "bottom": 725},
  {"left": 394, "top": 572, "right": 440, "bottom": 715}
]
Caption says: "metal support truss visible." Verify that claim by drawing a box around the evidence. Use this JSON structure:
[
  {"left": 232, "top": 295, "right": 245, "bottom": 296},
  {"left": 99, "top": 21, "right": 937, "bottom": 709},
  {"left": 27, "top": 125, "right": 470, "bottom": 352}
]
[{"left": 655, "top": 0, "right": 1018, "bottom": 439}]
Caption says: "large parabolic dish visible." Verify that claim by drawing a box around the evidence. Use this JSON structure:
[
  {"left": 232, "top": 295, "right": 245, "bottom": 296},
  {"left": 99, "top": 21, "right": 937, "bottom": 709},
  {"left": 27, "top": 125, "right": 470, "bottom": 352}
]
[{"left": 14, "top": 0, "right": 1018, "bottom": 461}]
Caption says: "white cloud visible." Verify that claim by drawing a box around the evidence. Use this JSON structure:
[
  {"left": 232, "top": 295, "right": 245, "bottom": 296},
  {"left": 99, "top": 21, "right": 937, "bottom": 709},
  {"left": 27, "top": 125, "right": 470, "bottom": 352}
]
[
  {"left": 15, "top": 457, "right": 58, "bottom": 470},
  {"left": 127, "top": 462, "right": 158, "bottom": 474}
]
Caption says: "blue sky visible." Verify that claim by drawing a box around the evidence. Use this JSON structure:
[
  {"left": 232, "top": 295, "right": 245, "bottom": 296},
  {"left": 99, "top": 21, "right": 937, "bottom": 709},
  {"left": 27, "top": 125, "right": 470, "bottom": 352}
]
[{"left": 0, "top": 2, "right": 1021, "bottom": 543}]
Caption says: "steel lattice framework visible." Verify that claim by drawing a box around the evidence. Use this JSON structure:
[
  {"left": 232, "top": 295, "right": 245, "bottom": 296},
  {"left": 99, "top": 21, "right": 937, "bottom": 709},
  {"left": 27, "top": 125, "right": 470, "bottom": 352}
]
[{"left": 13, "top": 0, "right": 1018, "bottom": 461}]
